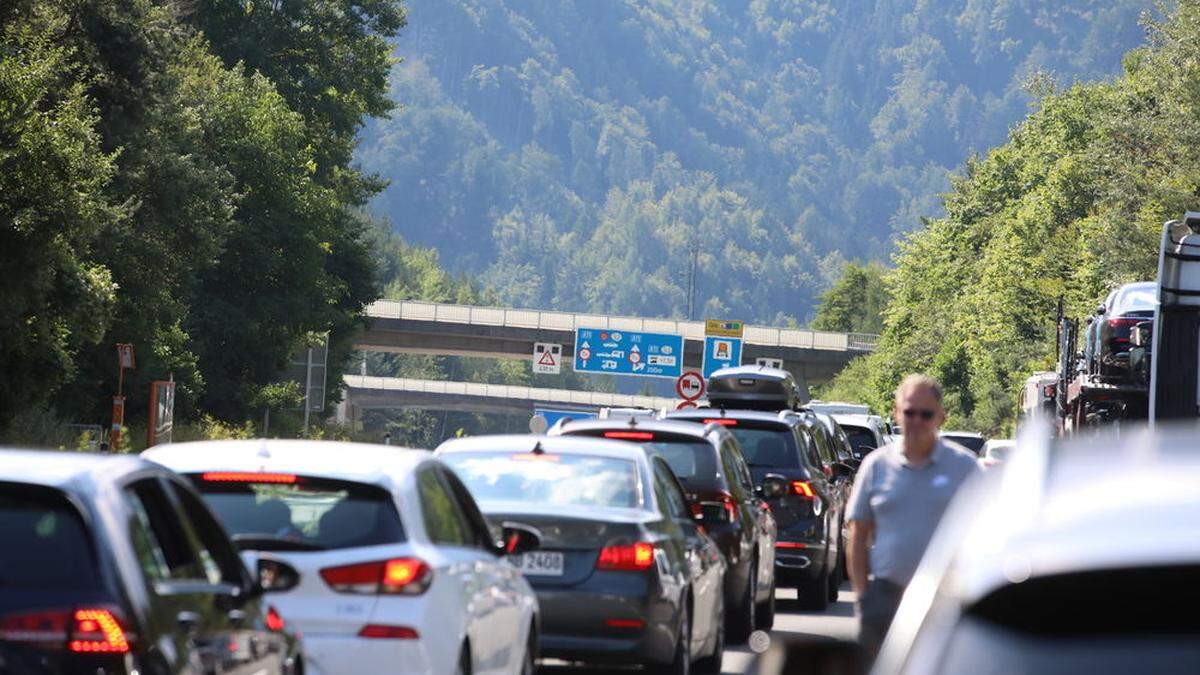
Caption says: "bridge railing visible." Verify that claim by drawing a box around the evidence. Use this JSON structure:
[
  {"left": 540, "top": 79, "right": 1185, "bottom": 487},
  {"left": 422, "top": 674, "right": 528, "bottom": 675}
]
[
  {"left": 366, "top": 300, "right": 878, "bottom": 352},
  {"left": 343, "top": 375, "right": 676, "bottom": 409}
]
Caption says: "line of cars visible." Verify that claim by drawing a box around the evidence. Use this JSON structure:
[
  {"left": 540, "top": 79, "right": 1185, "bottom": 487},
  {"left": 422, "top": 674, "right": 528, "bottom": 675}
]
[{"left": 1, "top": 365, "right": 869, "bottom": 674}]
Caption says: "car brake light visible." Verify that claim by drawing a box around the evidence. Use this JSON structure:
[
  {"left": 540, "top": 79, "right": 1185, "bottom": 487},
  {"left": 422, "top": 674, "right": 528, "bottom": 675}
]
[
  {"left": 69, "top": 608, "right": 130, "bottom": 654},
  {"left": 201, "top": 472, "right": 297, "bottom": 484},
  {"left": 265, "top": 606, "right": 285, "bottom": 632},
  {"left": 721, "top": 492, "right": 739, "bottom": 522},
  {"left": 791, "top": 481, "right": 815, "bottom": 498},
  {"left": 0, "top": 607, "right": 130, "bottom": 654},
  {"left": 1106, "top": 318, "right": 1141, "bottom": 343},
  {"left": 776, "top": 541, "right": 807, "bottom": 549},
  {"left": 358, "top": 624, "right": 419, "bottom": 639},
  {"left": 603, "top": 431, "right": 655, "bottom": 440},
  {"left": 702, "top": 419, "right": 737, "bottom": 426},
  {"left": 320, "top": 558, "right": 432, "bottom": 595},
  {"left": 596, "top": 542, "right": 655, "bottom": 571},
  {"left": 604, "top": 618, "right": 645, "bottom": 628}
]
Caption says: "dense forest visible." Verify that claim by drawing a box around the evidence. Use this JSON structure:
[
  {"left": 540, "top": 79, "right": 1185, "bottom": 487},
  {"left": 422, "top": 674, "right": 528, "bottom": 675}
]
[
  {"left": 820, "top": 1, "right": 1200, "bottom": 434},
  {"left": 360, "top": 0, "right": 1152, "bottom": 324}
]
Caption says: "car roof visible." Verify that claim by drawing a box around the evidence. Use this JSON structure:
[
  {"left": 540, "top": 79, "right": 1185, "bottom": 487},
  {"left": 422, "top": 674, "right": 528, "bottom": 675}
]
[
  {"left": 932, "top": 426, "right": 1200, "bottom": 606},
  {"left": 665, "top": 407, "right": 798, "bottom": 426},
  {"left": 831, "top": 413, "right": 881, "bottom": 427},
  {"left": 552, "top": 417, "right": 718, "bottom": 440},
  {"left": 436, "top": 434, "right": 651, "bottom": 462},
  {"left": 0, "top": 449, "right": 158, "bottom": 492},
  {"left": 940, "top": 430, "right": 985, "bottom": 439},
  {"left": 143, "top": 439, "right": 431, "bottom": 485}
]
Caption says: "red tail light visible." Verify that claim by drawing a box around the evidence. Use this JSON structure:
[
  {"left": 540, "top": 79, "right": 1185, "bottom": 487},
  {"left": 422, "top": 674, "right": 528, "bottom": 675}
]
[
  {"left": 603, "top": 431, "right": 655, "bottom": 440},
  {"left": 776, "top": 541, "right": 807, "bottom": 549},
  {"left": 721, "top": 492, "right": 739, "bottom": 522},
  {"left": 320, "top": 558, "right": 432, "bottom": 595},
  {"left": 703, "top": 419, "right": 738, "bottom": 426},
  {"left": 358, "top": 624, "right": 419, "bottom": 639},
  {"left": 604, "top": 618, "right": 645, "bottom": 628},
  {"left": 791, "top": 481, "right": 815, "bottom": 499},
  {"left": 265, "top": 606, "right": 285, "bottom": 632},
  {"left": 201, "top": 472, "right": 297, "bottom": 484},
  {"left": 597, "top": 542, "right": 655, "bottom": 571},
  {"left": 0, "top": 607, "right": 130, "bottom": 654},
  {"left": 1106, "top": 318, "right": 1142, "bottom": 343}
]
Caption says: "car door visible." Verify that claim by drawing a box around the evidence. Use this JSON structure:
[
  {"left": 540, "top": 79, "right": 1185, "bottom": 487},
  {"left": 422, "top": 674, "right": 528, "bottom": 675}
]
[
  {"left": 164, "top": 476, "right": 288, "bottom": 674},
  {"left": 437, "top": 465, "right": 528, "bottom": 675},
  {"left": 652, "top": 458, "right": 721, "bottom": 657},
  {"left": 121, "top": 476, "right": 230, "bottom": 674},
  {"left": 415, "top": 465, "right": 498, "bottom": 674}
]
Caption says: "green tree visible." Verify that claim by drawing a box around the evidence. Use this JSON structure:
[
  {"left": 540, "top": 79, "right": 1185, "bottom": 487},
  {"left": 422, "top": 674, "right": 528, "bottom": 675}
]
[{"left": 810, "top": 262, "right": 892, "bottom": 334}]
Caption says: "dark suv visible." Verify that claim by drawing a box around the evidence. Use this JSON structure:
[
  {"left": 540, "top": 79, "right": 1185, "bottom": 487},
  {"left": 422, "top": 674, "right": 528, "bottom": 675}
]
[
  {"left": 665, "top": 407, "right": 851, "bottom": 611},
  {"left": 0, "top": 450, "right": 302, "bottom": 675},
  {"left": 1084, "top": 281, "right": 1156, "bottom": 383},
  {"left": 549, "top": 418, "right": 778, "bottom": 641}
]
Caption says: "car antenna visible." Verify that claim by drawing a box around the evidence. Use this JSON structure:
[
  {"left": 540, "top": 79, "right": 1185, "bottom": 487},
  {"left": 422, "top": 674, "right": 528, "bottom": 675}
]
[
  {"left": 531, "top": 441, "right": 545, "bottom": 455},
  {"left": 627, "top": 415, "right": 638, "bottom": 428}
]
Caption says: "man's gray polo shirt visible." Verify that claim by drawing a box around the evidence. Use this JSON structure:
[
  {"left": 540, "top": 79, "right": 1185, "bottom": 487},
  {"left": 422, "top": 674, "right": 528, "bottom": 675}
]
[{"left": 846, "top": 439, "right": 979, "bottom": 586}]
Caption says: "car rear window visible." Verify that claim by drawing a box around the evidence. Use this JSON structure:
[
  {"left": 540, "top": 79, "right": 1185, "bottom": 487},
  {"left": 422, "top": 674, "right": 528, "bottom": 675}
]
[
  {"left": 1112, "top": 285, "right": 1156, "bottom": 315},
  {"left": 191, "top": 474, "right": 404, "bottom": 550},
  {"left": 0, "top": 487, "right": 98, "bottom": 589},
  {"left": 942, "top": 434, "right": 986, "bottom": 455},
  {"left": 841, "top": 425, "right": 880, "bottom": 454},
  {"left": 442, "top": 452, "right": 642, "bottom": 510},
  {"left": 728, "top": 427, "right": 801, "bottom": 469},
  {"left": 642, "top": 441, "right": 717, "bottom": 480}
]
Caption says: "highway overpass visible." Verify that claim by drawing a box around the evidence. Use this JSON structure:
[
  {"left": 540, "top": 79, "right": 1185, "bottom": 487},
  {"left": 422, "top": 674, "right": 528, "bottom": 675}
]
[{"left": 354, "top": 299, "right": 877, "bottom": 387}]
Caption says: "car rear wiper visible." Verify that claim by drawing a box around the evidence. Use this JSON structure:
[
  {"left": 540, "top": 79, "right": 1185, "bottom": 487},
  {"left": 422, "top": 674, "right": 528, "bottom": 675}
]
[
  {"left": 231, "top": 534, "right": 328, "bottom": 552},
  {"left": 746, "top": 462, "right": 778, "bottom": 468}
]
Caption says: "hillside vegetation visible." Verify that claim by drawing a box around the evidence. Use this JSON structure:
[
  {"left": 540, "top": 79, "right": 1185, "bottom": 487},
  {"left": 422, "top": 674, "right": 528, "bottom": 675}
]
[
  {"left": 360, "top": 0, "right": 1151, "bottom": 324},
  {"left": 821, "top": 1, "right": 1200, "bottom": 433}
]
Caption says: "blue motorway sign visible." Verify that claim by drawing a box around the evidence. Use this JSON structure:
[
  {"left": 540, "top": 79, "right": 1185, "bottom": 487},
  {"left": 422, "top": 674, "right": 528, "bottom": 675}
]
[
  {"left": 702, "top": 335, "right": 743, "bottom": 378},
  {"left": 573, "top": 327, "right": 684, "bottom": 378},
  {"left": 534, "top": 408, "right": 597, "bottom": 429}
]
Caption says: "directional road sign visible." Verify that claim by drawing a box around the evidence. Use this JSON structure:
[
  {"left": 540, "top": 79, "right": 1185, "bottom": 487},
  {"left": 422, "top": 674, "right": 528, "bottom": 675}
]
[
  {"left": 532, "top": 408, "right": 597, "bottom": 432},
  {"left": 573, "top": 328, "right": 684, "bottom": 378},
  {"left": 702, "top": 335, "right": 743, "bottom": 378}
]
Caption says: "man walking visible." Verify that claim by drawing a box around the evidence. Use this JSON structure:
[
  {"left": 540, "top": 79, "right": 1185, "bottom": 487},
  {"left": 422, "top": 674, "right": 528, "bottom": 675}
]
[{"left": 846, "top": 374, "right": 980, "bottom": 660}]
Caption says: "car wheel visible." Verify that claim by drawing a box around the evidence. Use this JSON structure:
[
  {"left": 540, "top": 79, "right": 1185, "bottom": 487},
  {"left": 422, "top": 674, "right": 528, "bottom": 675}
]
[
  {"left": 728, "top": 561, "right": 756, "bottom": 643},
  {"left": 520, "top": 623, "right": 537, "bottom": 675},
  {"left": 454, "top": 643, "right": 472, "bottom": 675},
  {"left": 826, "top": 547, "right": 841, "bottom": 603},
  {"left": 797, "top": 556, "right": 830, "bottom": 611},
  {"left": 653, "top": 606, "right": 691, "bottom": 675},
  {"left": 694, "top": 601, "right": 724, "bottom": 675},
  {"left": 755, "top": 572, "right": 776, "bottom": 630}
]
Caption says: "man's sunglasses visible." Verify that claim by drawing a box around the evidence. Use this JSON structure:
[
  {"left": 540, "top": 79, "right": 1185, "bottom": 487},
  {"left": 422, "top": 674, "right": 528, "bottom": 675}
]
[{"left": 902, "top": 408, "right": 936, "bottom": 421}]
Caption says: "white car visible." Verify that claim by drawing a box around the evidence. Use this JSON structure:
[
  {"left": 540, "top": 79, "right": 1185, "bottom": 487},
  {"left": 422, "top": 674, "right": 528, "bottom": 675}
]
[
  {"left": 144, "top": 440, "right": 540, "bottom": 675},
  {"left": 831, "top": 413, "right": 891, "bottom": 458},
  {"left": 979, "top": 438, "right": 1015, "bottom": 468}
]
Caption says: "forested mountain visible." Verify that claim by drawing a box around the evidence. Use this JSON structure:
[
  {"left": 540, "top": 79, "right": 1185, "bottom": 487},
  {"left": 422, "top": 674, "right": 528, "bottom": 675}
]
[
  {"left": 360, "top": 0, "right": 1152, "bottom": 324},
  {"left": 820, "top": 1, "right": 1200, "bottom": 434}
]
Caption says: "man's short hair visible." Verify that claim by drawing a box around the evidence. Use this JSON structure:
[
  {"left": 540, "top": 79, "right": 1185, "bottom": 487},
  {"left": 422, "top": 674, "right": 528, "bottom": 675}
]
[{"left": 895, "top": 374, "right": 943, "bottom": 405}]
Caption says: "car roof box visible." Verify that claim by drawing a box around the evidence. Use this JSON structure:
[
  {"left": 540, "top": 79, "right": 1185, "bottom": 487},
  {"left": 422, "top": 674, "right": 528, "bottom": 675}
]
[{"left": 706, "top": 366, "right": 805, "bottom": 411}]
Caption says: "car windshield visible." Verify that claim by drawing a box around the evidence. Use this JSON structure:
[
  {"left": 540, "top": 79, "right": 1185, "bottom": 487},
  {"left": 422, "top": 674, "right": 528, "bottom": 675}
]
[
  {"left": 1112, "top": 284, "right": 1157, "bottom": 315},
  {"left": 840, "top": 425, "right": 881, "bottom": 455},
  {"left": 191, "top": 475, "right": 405, "bottom": 550},
  {"left": 728, "top": 427, "right": 800, "bottom": 469},
  {"left": 942, "top": 434, "right": 986, "bottom": 454},
  {"left": 442, "top": 452, "right": 643, "bottom": 510},
  {"left": 0, "top": 489, "right": 98, "bottom": 589}
]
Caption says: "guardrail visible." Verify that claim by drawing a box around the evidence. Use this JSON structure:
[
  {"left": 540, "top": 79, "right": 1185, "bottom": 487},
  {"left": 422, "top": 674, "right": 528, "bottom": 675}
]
[
  {"left": 365, "top": 300, "right": 879, "bottom": 352},
  {"left": 344, "top": 375, "right": 677, "bottom": 409}
]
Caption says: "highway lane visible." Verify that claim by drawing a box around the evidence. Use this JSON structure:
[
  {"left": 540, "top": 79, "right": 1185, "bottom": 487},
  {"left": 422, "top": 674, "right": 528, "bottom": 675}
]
[{"left": 539, "top": 582, "right": 858, "bottom": 674}]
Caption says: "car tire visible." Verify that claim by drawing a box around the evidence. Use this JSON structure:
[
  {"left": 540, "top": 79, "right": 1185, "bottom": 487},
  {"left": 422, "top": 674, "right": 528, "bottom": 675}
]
[
  {"left": 694, "top": 599, "right": 724, "bottom": 675},
  {"left": 755, "top": 573, "right": 776, "bottom": 631},
  {"left": 454, "top": 643, "right": 472, "bottom": 675},
  {"left": 728, "top": 561, "right": 757, "bottom": 643},
  {"left": 826, "top": 547, "right": 841, "bottom": 603},
  {"left": 797, "top": 558, "right": 830, "bottom": 612},
  {"left": 520, "top": 622, "right": 537, "bottom": 675},
  {"left": 653, "top": 606, "right": 691, "bottom": 675}
]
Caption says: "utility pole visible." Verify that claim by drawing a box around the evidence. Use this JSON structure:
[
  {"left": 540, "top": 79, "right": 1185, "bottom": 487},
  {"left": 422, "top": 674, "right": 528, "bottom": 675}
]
[{"left": 686, "top": 230, "right": 700, "bottom": 320}]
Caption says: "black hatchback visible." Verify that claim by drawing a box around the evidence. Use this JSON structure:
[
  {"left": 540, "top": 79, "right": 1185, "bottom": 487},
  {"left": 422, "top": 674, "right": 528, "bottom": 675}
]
[
  {"left": 550, "top": 418, "right": 779, "bottom": 641},
  {"left": 0, "top": 449, "right": 302, "bottom": 675}
]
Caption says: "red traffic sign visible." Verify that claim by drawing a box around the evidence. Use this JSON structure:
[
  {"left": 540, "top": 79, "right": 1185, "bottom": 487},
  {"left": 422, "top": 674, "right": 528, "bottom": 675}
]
[
  {"left": 676, "top": 371, "right": 705, "bottom": 401},
  {"left": 676, "top": 400, "right": 698, "bottom": 410}
]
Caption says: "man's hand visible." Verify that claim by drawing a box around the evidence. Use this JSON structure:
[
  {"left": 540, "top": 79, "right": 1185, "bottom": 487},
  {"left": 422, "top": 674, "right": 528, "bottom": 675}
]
[{"left": 847, "top": 519, "right": 874, "bottom": 597}]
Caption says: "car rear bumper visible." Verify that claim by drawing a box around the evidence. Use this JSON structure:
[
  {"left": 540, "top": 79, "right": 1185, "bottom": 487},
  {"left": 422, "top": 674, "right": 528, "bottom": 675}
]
[
  {"left": 774, "top": 536, "right": 830, "bottom": 581},
  {"left": 534, "top": 578, "right": 678, "bottom": 665},
  {"left": 302, "top": 634, "right": 434, "bottom": 675}
]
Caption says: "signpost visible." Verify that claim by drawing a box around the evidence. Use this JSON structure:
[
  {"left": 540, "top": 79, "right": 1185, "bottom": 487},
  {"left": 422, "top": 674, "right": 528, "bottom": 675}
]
[
  {"left": 111, "top": 343, "right": 135, "bottom": 450},
  {"left": 676, "top": 371, "right": 705, "bottom": 401},
  {"left": 756, "top": 357, "right": 784, "bottom": 370},
  {"left": 702, "top": 319, "right": 744, "bottom": 378},
  {"left": 147, "top": 379, "right": 176, "bottom": 447},
  {"left": 532, "top": 342, "right": 563, "bottom": 374},
  {"left": 573, "top": 328, "right": 684, "bottom": 378}
]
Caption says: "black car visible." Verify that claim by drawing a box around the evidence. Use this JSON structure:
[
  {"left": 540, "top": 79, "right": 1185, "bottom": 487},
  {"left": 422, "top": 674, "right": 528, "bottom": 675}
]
[
  {"left": 0, "top": 449, "right": 302, "bottom": 675},
  {"left": 437, "top": 435, "right": 727, "bottom": 674},
  {"left": 665, "top": 407, "right": 851, "bottom": 611},
  {"left": 1084, "top": 281, "right": 1156, "bottom": 382},
  {"left": 549, "top": 418, "right": 778, "bottom": 641}
]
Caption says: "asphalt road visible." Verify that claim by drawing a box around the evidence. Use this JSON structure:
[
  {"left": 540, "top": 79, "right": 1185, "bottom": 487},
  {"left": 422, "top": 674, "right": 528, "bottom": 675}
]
[{"left": 540, "top": 582, "right": 858, "bottom": 674}]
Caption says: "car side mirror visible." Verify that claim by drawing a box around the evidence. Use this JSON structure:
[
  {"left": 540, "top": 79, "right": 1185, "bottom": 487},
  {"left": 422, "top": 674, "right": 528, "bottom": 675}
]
[
  {"left": 1096, "top": 304, "right": 1107, "bottom": 316},
  {"left": 497, "top": 522, "right": 542, "bottom": 556},
  {"left": 255, "top": 554, "right": 301, "bottom": 593},
  {"left": 843, "top": 457, "right": 862, "bottom": 471},
  {"left": 832, "top": 462, "right": 854, "bottom": 479},
  {"left": 758, "top": 474, "right": 788, "bottom": 500},
  {"left": 747, "top": 635, "right": 866, "bottom": 675}
]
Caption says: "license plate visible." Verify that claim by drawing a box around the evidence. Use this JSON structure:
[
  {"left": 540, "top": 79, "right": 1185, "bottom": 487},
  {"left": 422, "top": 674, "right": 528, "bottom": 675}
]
[{"left": 509, "top": 551, "right": 564, "bottom": 576}]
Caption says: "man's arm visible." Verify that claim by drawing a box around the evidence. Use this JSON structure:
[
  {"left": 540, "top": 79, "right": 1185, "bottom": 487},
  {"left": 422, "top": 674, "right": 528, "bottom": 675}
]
[{"left": 847, "top": 519, "right": 873, "bottom": 596}]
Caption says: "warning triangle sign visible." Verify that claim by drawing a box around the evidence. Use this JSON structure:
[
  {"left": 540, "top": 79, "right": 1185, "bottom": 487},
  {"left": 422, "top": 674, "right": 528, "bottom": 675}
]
[{"left": 537, "top": 350, "right": 557, "bottom": 367}]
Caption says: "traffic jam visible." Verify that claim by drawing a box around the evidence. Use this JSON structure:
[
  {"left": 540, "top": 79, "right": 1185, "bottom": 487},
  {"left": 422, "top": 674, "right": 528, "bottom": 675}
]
[{"left": 6, "top": 219, "right": 1200, "bottom": 675}]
